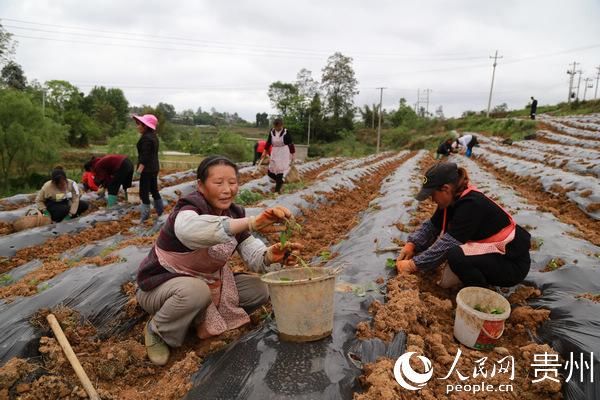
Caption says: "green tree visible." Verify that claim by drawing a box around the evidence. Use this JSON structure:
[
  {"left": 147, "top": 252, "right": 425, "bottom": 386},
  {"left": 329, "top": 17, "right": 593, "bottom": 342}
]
[
  {"left": 64, "top": 109, "right": 101, "bottom": 147},
  {"left": 1, "top": 61, "right": 27, "bottom": 90},
  {"left": 0, "top": 89, "right": 67, "bottom": 188},
  {"left": 390, "top": 98, "right": 418, "bottom": 128},
  {"left": 156, "top": 102, "right": 176, "bottom": 121},
  {"left": 0, "top": 23, "right": 16, "bottom": 64},
  {"left": 86, "top": 86, "right": 129, "bottom": 135},
  {"left": 268, "top": 81, "right": 301, "bottom": 117},
  {"left": 45, "top": 80, "right": 81, "bottom": 117},
  {"left": 256, "top": 112, "right": 269, "bottom": 128},
  {"left": 321, "top": 52, "right": 358, "bottom": 133}
]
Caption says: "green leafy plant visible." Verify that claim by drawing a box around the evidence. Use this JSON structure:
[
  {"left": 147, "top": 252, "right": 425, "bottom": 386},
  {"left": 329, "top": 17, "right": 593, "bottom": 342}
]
[
  {"left": 385, "top": 258, "right": 396, "bottom": 269},
  {"left": 0, "top": 274, "right": 13, "bottom": 285},
  {"left": 320, "top": 250, "right": 331, "bottom": 261},
  {"left": 37, "top": 282, "right": 50, "bottom": 293},
  {"left": 280, "top": 218, "right": 302, "bottom": 248},
  {"left": 235, "top": 189, "right": 265, "bottom": 206},
  {"left": 474, "top": 304, "right": 505, "bottom": 314}
]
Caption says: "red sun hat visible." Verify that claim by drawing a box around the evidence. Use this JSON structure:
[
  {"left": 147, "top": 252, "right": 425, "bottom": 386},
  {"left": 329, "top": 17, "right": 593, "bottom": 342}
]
[{"left": 132, "top": 114, "right": 158, "bottom": 130}]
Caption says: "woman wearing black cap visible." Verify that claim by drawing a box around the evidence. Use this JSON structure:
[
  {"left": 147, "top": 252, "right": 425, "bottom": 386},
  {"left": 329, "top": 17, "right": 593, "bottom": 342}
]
[
  {"left": 35, "top": 167, "right": 89, "bottom": 222},
  {"left": 396, "top": 162, "right": 531, "bottom": 288}
]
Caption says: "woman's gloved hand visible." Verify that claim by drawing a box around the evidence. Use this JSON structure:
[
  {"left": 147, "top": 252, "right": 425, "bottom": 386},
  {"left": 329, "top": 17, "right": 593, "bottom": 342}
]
[
  {"left": 249, "top": 206, "right": 293, "bottom": 233},
  {"left": 265, "top": 242, "right": 304, "bottom": 266},
  {"left": 397, "top": 242, "right": 416, "bottom": 260},
  {"left": 396, "top": 259, "right": 417, "bottom": 274}
]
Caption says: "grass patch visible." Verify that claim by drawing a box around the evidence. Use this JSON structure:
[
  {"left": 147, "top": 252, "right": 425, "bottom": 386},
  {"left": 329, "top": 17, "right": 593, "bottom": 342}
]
[
  {"left": 235, "top": 189, "right": 265, "bottom": 206},
  {"left": 446, "top": 117, "right": 536, "bottom": 141}
]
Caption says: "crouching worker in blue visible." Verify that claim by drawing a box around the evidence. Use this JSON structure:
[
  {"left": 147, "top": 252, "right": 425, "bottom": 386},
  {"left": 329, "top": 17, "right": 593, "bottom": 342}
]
[
  {"left": 136, "top": 155, "right": 301, "bottom": 366},
  {"left": 396, "top": 162, "right": 531, "bottom": 289}
]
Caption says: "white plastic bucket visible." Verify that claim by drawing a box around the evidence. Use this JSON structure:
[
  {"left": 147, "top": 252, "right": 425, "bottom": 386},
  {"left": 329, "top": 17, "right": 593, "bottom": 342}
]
[
  {"left": 127, "top": 187, "right": 141, "bottom": 204},
  {"left": 261, "top": 267, "right": 336, "bottom": 342},
  {"left": 454, "top": 287, "right": 511, "bottom": 350}
]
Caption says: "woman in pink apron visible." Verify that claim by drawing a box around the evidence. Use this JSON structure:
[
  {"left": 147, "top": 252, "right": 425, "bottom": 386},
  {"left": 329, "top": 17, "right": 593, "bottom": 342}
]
[
  {"left": 136, "top": 155, "right": 301, "bottom": 366},
  {"left": 263, "top": 118, "right": 295, "bottom": 193},
  {"left": 396, "top": 162, "right": 531, "bottom": 288}
]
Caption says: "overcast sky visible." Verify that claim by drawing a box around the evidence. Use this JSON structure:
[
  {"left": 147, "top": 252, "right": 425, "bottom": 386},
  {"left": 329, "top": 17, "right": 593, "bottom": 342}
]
[{"left": 1, "top": 0, "right": 599, "bottom": 120}]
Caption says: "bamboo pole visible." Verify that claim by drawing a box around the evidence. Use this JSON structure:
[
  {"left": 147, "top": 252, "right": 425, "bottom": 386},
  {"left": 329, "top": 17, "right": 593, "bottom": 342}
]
[{"left": 46, "top": 314, "right": 100, "bottom": 400}]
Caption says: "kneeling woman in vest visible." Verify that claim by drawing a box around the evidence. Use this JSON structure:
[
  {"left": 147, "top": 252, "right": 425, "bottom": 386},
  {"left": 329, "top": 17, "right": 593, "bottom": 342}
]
[
  {"left": 136, "top": 156, "right": 301, "bottom": 366},
  {"left": 395, "top": 162, "right": 531, "bottom": 288}
]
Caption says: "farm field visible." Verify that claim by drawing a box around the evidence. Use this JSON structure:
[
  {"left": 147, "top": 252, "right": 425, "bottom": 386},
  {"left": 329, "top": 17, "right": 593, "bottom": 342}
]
[{"left": 0, "top": 113, "right": 598, "bottom": 399}]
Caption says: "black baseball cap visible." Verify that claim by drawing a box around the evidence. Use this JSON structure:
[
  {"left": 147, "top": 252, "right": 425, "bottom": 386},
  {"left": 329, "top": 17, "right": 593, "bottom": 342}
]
[{"left": 415, "top": 162, "right": 459, "bottom": 201}]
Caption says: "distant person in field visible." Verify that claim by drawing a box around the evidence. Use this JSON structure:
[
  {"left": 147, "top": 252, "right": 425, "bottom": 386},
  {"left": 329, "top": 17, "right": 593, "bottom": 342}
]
[
  {"left": 436, "top": 138, "right": 456, "bottom": 160},
  {"left": 530, "top": 96, "right": 538, "bottom": 120},
  {"left": 261, "top": 118, "right": 295, "bottom": 193},
  {"left": 253, "top": 139, "right": 268, "bottom": 166},
  {"left": 455, "top": 134, "right": 478, "bottom": 158},
  {"left": 36, "top": 167, "right": 89, "bottom": 222},
  {"left": 135, "top": 156, "right": 302, "bottom": 365},
  {"left": 396, "top": 162, "right": 531, "bottom": 288},
  {"left": 134, "top": 114, "right": 164, "bottom": 223},
  {"left": 81, "top": 164, "right": 99, "bottom": 192},
  {"left": 85, "top": 154, "right": 134, "bottom": 208}
]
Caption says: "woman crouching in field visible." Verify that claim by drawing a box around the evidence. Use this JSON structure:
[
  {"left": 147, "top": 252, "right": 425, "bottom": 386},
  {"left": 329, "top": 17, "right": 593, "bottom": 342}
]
[{"left": 136, "top": 155, "right": 301, "bottom": 365}]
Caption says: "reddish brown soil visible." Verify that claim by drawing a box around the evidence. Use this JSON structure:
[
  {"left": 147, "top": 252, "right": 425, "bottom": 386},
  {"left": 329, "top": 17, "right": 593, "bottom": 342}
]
[
  {"left": 541, "top": 257, "right": 566, "bottom": 273},
  {"left": 1, "top": 216, "right": 137, "bottom": 274},
  {"left": 576, "top": 293, "right": 600, "bottom": 303},
  {"left": 0, "top": 255, "right": 122, "bottom": 301},
  {"left": 231, "top": 153, "right": 414, "bottom": 273},
  {"left": 0, "top": 222, "right": 12, "bottom": 236},
  {"left": 476, "top": 157, "right": 600, "bottom": 246}
]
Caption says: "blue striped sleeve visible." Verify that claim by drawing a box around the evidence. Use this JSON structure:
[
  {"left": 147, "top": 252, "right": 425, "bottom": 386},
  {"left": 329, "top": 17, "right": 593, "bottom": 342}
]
[
  {"left": 413, "top": 232, "right": 463, "bottom": 272},
  {"left": 407, "top": 220, "right": 440, "bottom": 252}
]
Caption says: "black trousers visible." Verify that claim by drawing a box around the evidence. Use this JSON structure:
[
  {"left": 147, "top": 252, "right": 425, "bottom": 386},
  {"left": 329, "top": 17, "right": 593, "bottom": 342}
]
[
  {"left": 139, "top": 171, "right": 161, "bottom": 204},
  {"left": 107, "top": 158, "right": 134, "bottom": 196},
  {"left": 253, "top": 151, "right": 262, "bottom": 166},
  {"left": 268, "top": 171, "right": 284, "bottom": 193},
  {"left": 46, "top": 200, "right": 89, "bottom": 222},
  {"left": 447, "top": 246, "right": 530, "bottom": 287}
]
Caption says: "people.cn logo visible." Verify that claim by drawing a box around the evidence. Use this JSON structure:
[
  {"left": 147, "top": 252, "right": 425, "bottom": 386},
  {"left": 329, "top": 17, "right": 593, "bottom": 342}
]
[{"left": 393, "top": 352, "right": 434, "bottom": 391}]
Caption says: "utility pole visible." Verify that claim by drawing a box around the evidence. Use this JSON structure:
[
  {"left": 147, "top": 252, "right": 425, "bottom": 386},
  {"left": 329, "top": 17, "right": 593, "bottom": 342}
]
[
  {"left": 595, "top": 66, "right": 600, "bottom": 99},
  {"left": 371, "top": 103, "right": 376, "bottom": 129},
  {"left": 423, "top": 89, "right": 432, "bottom": 116},
  {"left": 307, "top": 113, "right": 311, "bottom": 147},
  {"left": 583, "top": 77, "right": 593, "bottom": 101},
  {"left": 576, "top": 70, "right": 583, "bottom": 100},
  {"left": 486, "top": 50, "right": 503, "bottom": 117},
  {"left": 376, "top": 87, "right": 386, "bottom": 154},
  {"left": 415, "top": 89, "right": 420, "bottom": 115},
  {"left": 566, "top": 62, "right": 579, "bottom": 103}
]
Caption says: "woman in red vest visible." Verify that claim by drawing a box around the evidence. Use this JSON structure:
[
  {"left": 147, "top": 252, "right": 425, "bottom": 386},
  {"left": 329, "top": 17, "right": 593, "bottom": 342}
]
[
  {"left": 85, "top": 154, "right": 134, "bottom": 208},
  {"left": 396, "top": 162, "right": 531, "bottom": 288}
]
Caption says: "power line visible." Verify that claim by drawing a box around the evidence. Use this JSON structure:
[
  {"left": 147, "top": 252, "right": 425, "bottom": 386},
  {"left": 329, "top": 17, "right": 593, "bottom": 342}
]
[{"left": 2, "top": 18, "right": 493, "bottom": 61}]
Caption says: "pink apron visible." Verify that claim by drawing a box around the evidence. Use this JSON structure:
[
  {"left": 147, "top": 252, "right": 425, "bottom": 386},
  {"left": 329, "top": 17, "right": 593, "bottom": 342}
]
[
  {"left": 441, "top": 186, "right": 516, "bottom": 256},
  {"left": 155, "top": 240, "right": 250, "bottom": 338}
]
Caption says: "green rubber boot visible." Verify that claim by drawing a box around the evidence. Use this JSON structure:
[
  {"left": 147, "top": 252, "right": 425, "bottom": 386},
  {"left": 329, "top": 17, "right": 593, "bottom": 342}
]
[{"left": 107, "top": 194, "right": 118, "bottom": 208}]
